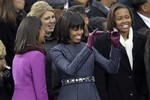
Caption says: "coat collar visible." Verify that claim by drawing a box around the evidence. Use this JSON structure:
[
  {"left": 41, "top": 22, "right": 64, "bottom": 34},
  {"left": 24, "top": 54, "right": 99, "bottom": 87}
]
[{"left": 132, "top": 31, "right": 146, "bottom": 57}]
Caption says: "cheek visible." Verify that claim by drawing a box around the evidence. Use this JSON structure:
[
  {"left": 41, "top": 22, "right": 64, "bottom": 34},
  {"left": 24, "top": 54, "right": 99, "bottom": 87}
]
[
  {"left": 42, "top": 21, "right": 49, "bottom": 30},
  {"left": 69, "top": 33, "right": 75, "bottom": 41},
  {"left": 115, "top": 20, "right": 121, "bottom": 26},
  {"left": 39, "top": 29, "right": 45, "bottom": 40},
  {"left": 42, "top": 30, "right": 45, "bottom": 38},
  {"left": 15, "top": 0, "right": 24, "bottom": 8},
  {"left": 129, "top": 19, "right": 132, "bottom": 25},
  {"left": 39, "top": 34, "right": 45, "bottom": 43},
  {"left": 42, "top": 21, "right": 48, "bottom": 26},
  {"left": 53, "top": 18, "right": 56, "bottom": 23}
]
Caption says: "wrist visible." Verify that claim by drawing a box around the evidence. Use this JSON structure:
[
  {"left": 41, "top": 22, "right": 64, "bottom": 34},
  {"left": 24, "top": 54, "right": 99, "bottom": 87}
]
[
  {"left": 113, "top": 44, "right": 119, "bottom": 48},
  {"left": 87, "top": 44, "right": 91, "bottom": 49}
]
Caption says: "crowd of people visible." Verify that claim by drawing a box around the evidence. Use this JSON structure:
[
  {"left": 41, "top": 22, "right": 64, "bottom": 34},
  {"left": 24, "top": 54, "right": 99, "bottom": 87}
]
[{"left": 0, "top": 0, "right": 150, "bottom": 100}]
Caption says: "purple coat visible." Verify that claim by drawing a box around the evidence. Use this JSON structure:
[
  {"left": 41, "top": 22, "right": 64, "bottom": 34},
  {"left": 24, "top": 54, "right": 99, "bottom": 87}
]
[{"left": 12, "top": 50, "right": 48, "bottom": 100}]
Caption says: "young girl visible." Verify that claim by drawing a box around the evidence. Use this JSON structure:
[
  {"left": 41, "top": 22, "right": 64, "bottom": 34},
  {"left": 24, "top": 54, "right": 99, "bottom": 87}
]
[{"left": 12, "top": 16, "right": 48, "bottom": 100}]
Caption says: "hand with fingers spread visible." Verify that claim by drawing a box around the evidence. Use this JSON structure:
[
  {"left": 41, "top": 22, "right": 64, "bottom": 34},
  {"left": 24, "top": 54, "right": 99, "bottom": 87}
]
[
  {"left": 109, "top": 28, "right": 120, "bottom": 48},
  {"left": 87, "top": 28, "right": 104, "bottom": 49}
]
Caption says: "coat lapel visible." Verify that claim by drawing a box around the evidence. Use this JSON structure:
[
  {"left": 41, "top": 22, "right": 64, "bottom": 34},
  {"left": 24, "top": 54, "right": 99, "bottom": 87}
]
[{"left": 132, "top": 32, "right": 144, "bottom": 58}]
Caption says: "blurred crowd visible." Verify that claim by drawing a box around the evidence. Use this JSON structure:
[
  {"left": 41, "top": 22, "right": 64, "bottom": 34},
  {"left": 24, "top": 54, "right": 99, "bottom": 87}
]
[{"left": 0, "top": 0, "right": 150, "bottom": 100}]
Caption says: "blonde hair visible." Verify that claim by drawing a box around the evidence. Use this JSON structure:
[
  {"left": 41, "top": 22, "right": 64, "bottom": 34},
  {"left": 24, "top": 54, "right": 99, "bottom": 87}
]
[
  {"left": 27, "top": 1, "right": 54, "bottom": 18},
  {"left": 0, "top": 40, "right": 6, "bottom": 71}
]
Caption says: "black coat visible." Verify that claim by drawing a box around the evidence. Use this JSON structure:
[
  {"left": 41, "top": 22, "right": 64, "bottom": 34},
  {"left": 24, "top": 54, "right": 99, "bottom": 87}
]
[
  {"left": 87, "top": 0, "right": 108, "bottom": 18},
  {"left": 42, "top": 36, "right": 60, "bottom": 99},
  {"left": 132, "top": 10, "right": 149, "bottom": 31},
  {"left": 0, "top": 77, "right": 9, "bottom": 100},
  {"left": 0, "top": 11, "right": 26, "bottom": 67},
  {"left": 0, "top": 10, "right": 26, "bottom": 99},
  {"left": 93, "top": 31, "right": 149, "bottom": 100},
  {"left": 138, "top": 28, "right": 150, "bottom": 100},
  {"left": 145, "top": 33, "right": 150, "bottom": 100},
  {"left": 117, "top": 0, "right": 133, "bottom": 8},
  {"left": 24, "top": 0, "right": 37, "bottom": 13},
  {"left": 0, "top": 21, "right": 17, "bottom": 67}
]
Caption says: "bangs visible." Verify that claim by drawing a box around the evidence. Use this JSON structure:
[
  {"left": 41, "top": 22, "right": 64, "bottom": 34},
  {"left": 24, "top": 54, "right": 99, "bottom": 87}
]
[{"left": 69, "top": 14, "right": 85, "bottom": 29}]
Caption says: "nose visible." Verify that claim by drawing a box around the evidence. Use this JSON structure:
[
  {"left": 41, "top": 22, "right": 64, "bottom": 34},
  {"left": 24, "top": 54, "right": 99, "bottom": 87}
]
[
  {"left": 51, "top": 18, "right": 56, "bottom": 23},
  {"left": 49, "top": 17, "right": 56, "bottom": 23},
  {"left": 121, "top": 17, "right": 128, "bottom": 23}
]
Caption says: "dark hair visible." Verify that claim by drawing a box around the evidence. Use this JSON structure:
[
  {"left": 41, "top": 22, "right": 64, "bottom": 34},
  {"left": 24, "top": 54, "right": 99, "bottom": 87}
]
[
  {"left": 131, "top": 0, "right": 148, "bottom": 10},
  {"left": 0, "top": 0, "right": 16, "bottom": 23},
  {"left": 88, "top": 17, "right": 107, "bottom": 32},
  {"left": 107, "top": 3, "right": 134, "bottom": 31},
  {"left": 69, "top": 0, "right": 92, "bottom": 7},
  {"left": 45, "top": 0, "right": 67, "bottom": 8},
  {"left": 56, "top": 11, "right": 85, "bottom": 44},
  {"left": 68, "top": 5, "right": 87, "bottom": 17},
  {"left": 14, "top": 16, "right": 42, "bottom": 53}
]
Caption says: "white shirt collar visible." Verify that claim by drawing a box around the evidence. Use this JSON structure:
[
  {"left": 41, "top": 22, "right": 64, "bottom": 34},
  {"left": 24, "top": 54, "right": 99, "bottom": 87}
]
[
  {"left": 104, "top": 5, "right": 109, "bottom": 10},
  {"left": 137, "top": 12, "right": 150, "bottom": 28}
]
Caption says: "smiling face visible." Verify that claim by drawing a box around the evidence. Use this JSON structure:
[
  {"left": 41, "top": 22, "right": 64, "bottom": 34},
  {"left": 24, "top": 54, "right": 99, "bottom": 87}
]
[
  {"left": 40, "top": 10, "right": 56, "bottom": 33},
  {"left": 69, "top": 27, "right": 84, "bottom": 43},
  {"left": 114, "top": 8, "right": 132, "bottom": 34}
]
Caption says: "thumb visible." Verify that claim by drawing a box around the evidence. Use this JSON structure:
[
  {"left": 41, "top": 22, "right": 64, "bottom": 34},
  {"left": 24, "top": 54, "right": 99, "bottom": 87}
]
[{"left": 90, "top": 28, "right": 99, "bottom": 35}]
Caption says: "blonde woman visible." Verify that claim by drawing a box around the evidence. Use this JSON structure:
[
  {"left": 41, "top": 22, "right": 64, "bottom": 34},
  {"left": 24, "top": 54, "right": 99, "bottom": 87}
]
[{"left": 27, "top": 1, "right": 56, "bottom": 34}]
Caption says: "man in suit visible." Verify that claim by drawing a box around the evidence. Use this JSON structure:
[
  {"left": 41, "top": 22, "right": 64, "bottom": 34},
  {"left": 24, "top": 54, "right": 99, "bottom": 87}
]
[
  {"left": 138, "top": 28, "right": 150, "bottom": 100},
  {"left": 118, "top": 0, "right": 133, "bottom": 8},
  {"left": 131, "top": 0, "right": 150, "bottom": 31},
  {"left": 87, "top": 0, "right": 117, "bottom": 18}
]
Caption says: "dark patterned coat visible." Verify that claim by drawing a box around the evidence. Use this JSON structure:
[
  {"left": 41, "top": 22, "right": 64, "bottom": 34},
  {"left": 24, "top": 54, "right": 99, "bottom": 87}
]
[{"left": 50, "top": 42, "right": 121, "bottom": 100}]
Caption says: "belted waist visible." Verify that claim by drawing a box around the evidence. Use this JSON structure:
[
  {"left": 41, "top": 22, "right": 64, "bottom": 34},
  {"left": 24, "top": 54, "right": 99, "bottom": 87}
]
[{"left": 61, "top": 76, "right": 95, "bottom": 85}]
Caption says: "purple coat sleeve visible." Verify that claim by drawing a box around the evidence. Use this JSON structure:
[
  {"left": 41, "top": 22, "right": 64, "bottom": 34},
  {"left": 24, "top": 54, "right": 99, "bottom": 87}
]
[
  {"left": 50, "top": 46, "right": 92, "bottom": 75},
  {"left": 31, "top": 51, "right": 48, "bottom": 100},
  {"left": 94, "top": 46, "right": 121, "bottom": 73}
]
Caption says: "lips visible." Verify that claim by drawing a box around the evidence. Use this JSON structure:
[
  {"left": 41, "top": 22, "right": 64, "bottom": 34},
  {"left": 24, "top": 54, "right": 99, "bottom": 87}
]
[
  {"left": 47, "top": 25, "right": 55, "bottom": 30},
  {"left": 74, "top": 35, "right": 81, "bottom": 39},
  {"left": 48, "top": 26, "right": 54, "bottom": 29},
  {"left": 122, "top": 25, "right": 129, "bottom": 29}
]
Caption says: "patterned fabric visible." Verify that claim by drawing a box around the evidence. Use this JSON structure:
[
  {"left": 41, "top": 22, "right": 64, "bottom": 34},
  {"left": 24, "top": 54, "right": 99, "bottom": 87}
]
[{"left": 50, "top": 42, "right": 121, "bottom": 100}]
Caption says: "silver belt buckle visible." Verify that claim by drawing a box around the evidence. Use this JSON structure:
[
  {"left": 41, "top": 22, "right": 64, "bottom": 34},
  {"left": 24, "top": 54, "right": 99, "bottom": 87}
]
[{"left": 61, "top": 76, "right": 95, "bottom": 85}]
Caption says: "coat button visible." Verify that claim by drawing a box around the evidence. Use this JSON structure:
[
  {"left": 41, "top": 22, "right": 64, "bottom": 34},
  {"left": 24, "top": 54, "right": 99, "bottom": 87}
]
[
  {"left": 129, "top": 76, "right": 132, "bottom": 78},
  {"left": 130, "top": 93, "right": 133, "bottom": 96}
]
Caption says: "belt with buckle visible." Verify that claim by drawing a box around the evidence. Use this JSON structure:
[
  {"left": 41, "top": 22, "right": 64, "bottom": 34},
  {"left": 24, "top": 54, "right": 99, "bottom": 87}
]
[{"left": 61, "top": 76, "right": 95, "bottom": 85}]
